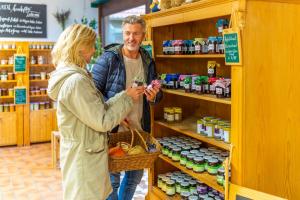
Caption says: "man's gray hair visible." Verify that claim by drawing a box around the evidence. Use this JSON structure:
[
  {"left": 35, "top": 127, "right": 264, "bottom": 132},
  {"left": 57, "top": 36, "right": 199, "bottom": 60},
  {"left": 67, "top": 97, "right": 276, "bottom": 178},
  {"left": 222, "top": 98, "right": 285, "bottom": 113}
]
[{"left": 122, "top": 15, "right": 146, "bottom": 32}]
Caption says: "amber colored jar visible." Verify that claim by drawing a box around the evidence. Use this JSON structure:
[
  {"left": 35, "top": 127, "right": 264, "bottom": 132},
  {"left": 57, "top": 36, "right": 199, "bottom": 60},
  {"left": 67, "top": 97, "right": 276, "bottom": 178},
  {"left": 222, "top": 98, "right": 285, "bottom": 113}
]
[
  {"left": 9, "top": 104, "right": 15, "bottom": 112},
  {"left": 7, "top": 73, "right": 14, "bottom": 80},
  {"left": 39, "top": 102, "right": 45, "bottom": 110}
]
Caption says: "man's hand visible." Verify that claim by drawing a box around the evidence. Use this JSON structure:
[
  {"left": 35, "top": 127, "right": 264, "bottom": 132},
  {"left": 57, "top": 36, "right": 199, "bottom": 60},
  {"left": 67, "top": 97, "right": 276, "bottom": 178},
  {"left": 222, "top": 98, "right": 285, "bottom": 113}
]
[
  {"left": 145, "top": 87, "right": 159, "bottom": 102},
  {"left": 126, "top": 86, "right": 145, "bottom": 101}
]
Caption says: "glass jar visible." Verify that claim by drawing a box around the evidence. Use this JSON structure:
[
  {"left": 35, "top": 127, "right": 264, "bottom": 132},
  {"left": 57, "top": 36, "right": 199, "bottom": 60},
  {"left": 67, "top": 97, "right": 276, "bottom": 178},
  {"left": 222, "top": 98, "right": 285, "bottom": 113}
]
[
  {"left": 197, "top": 183, "right": 208, "bottom": 195},
  {"left": 39, "top": 102, "right": 45, "bottom": 110},
  {"left": 7, "top": 72, "right": 14, "bottom": 80},
  {"left": 189, "top": 180, "right": 197, "bottom": 194},
  {"left": 205, "top": 122, "right": 214, "bottom": 138},
  {"left": 172, "top": 147, "right": 181, "bottom": 162},
  {"left": 207, "top": 159, "right": 220, "bottom": 175},
  {"left": 158, "top": 175, "right": 164, "bottom": 188},
  {"left": 181, "top": 191, "right": 191, "bottom": 200},
  {"left": 201, "top": 39, "right": 208, "bottom": 54},
  {"left": 168, "top": 145, "right": 176, "bottom": 158},
  {"left": 187, "top": 40, "right": 195, "bottom": 55},
  {"left": 0, "top": 104, "right": 3, "bottom": 112},
  {"left": 166, "top": 180, "right": 176, "bottom": 196},
  {"left": 194, "top": 39, "right": 201, "bottom": 54},
  {"left": 8, "top": 88, "right": 14, "bottom": 97},
  {"left": 184, "top": 76, "right": 192, "bottom": 93},
  {"left": 208, "top": 37, "right": 217, "bottom": 54},
  {"left": 163, "top": 40, "right": 169, "bottom": 55},
  {"left": 173, "top": 40, "right": 183, "bottom": 55},
  {"left": 175, "top": 177, "right": 183, "bottom": 194},
  {"left": 217, "top": 167, "right": 225, "bottom": 186},
  {"left": 180, "top": 151, "right": 189, "bottom": 166},
  {"left": 167, "top": 108, "right": 175, "bottom": 122},
  {"left": 223, "top": 126, "right": 231, "bottom": 143},
  {"left": 191, "top": 144, "right": 200, "bottom": 150},
  {"left": 174, "top": 107, "right": 182, "bottom": 121},
  {"left": 188, "top": 195, "right": 199, "bottom": 200},
  {"left": 186, "top": 154, "right": 195, "bottom": 170},
  {"left": 3, "top": 103, "right": 9, "bottom": 112},
  {"left": 45, "top": 101, "right": 50, "bottom": 109},
  {"left": 182, "top": 40, "right": 188, "bottom": 55},
  {"left": 217, "top": 36, "right": 224, "bottom": 54},
  {"left": 162, "top": 177, "right": 169, "bottom": 192},
  {"left": 162, "top": 142, "right": 170, "bottom": 156},
  {"left": 193, "top": 157, "right": 205, "bottom": 173},
  {"left": 214, "top": 121, "right": 223, "bottom": 140},
  {"left": 204, "top": 156, "right": 211, "bottom": 171},
  {"left": 197, "top": 119, "right": 206, "bottom": 135},
  {"left": 180, "top": 182, "right": 190, "bottom": 194}
]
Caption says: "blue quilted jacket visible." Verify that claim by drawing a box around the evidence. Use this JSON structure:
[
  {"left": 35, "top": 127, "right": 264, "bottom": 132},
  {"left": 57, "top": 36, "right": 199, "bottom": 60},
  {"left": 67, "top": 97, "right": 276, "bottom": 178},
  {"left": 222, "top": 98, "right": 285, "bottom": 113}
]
[{"left": 91, "top": 44, "right": 162, "bottom": 133}]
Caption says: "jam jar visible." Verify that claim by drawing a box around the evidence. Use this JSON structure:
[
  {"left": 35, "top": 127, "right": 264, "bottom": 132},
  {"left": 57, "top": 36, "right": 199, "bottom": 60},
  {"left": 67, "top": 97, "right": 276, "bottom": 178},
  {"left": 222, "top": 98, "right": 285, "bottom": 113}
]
[
  {"left": 181, "top": 191, "right": 191, "bottom": 200},
  {"left": 166, "top": 180, "right": 176, "bottom": 196},
  {"left": 184, "top": 76, "right": 192, "bottom": 93},
  {"left": 186, "top": 154, "right": 195, "bottom": 170},
  {"left": 223, "top": 126, "right": 231, "bottom": 143},
  {"left": 217, "top": 36, "right": 224, "bottom": 54},
  {"left": 187, "top": 40, "right": 195, "bottom": 55},
  {"left": 204, "top": 156, "right": 211, "bottom": 171},
  {"left": 189, "top": 180, "right": 197, "bottom": 194},
  {"left": 188, "top": 195, "right": 199, "bottom": 200},
  {"left": 175, "top": 177, "right": 184, "bottom": 194},
  {"left": 162, "top": 176, "right": 169, "bottom": 192},
  {"left": 207, "top": 159, "right": 220, "bottom": 175},
  {"left": 207, "top": 37, "right": 217, "bottom": 54},
  {"left": 180, "top": 182, "right": 190, "bottom": 194},
  {"left": 197, "top": 119, "right": 205, "bottom": 135},
  {"left": 158, "top": 174, "right": 164, "bottom": 188},
  {"left": 193, "top": 157, "right": 205, "bottom": 173},
  {"left": 174, "top": 107, "right": 182, "bottom": 121},
  {"left": 217, "top": 167, "right": 225, "bottom": 186},
  {"left": 194, "top": 39, "right": 202, "bottom": 54},
  {"left": 171, "top": 147, "right": 181, "bottom": 162},
  {"left": 180, "top": 151, "right": 189, "bottom": 166}
]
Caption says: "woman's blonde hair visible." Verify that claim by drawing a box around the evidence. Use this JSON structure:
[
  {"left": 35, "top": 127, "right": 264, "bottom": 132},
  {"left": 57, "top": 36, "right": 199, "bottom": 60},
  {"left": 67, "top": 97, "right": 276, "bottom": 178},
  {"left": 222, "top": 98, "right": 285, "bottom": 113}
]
[{"left": 52, "top": 24, "right": 96, "bottom": 68}]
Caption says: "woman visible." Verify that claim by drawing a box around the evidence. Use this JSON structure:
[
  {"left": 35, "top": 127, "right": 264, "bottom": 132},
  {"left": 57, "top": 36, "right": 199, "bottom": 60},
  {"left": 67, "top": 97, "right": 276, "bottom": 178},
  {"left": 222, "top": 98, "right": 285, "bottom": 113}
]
[{"left": 47, "top": 24, "right": 144, "bottom": 200}]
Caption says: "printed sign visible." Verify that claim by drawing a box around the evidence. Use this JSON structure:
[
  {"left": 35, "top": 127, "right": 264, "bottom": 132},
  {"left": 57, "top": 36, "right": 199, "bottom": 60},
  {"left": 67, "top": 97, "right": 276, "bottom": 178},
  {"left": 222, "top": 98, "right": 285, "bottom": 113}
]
[
  {"left": 14, "top": 87, "right": 27, "bottom": 105},
  {"left": 0, "top": 2, "right": 47, "bottom": 38},
  {"left": 14, "top": 54, "right": 27, "bottom": 73},
  {"left": 142, "top": 41, "right": 154, "bottom": 59},
  {"left": 223, "top": 28, "right": 242, "bottom": 65}
]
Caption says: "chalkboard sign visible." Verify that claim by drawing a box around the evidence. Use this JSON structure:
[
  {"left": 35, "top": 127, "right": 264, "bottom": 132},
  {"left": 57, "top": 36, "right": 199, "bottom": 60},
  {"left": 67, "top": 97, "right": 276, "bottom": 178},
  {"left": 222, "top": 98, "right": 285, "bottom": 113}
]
[
  {"left": 14, "top": 87, "right": 27, "bottom": 105},
  {"left": 223, "top": 28, "right": 242, "bottom": 65},
  {"left": 142, "top": 41, "right": 154, "bottom": 59},
  {"left": 14, "top": 55, "right": 27, "bottom": 73},
  {"left": 0, "top": 2, "right": 47, "bottom": 38}
]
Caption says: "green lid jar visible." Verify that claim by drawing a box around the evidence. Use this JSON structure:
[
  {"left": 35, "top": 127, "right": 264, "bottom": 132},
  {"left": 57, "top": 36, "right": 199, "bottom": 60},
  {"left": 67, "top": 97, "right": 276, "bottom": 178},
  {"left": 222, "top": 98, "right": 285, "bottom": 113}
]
[
  {"left": 186, "top": 154, "right": 195, "bottom": 170},
  {"left": 161, "top": 176, "right": 169, "bottom": 192},
  {"left": 189, "top": 180, "right": 197, "bottom": 194},
  {"left": 180, "top": 151, "right": 189, "bottom": 166},
  {"left": 157, "top": 174, "right": 164, "bottom": 189},
  {"left": 207, "top": 159, "right": 220, "bottom": 175},
  {"left": 217, "top": 167, "right": 225, "bottom": 186},
  {"left": 204, "top": 156, "right": 211, "bottom": 171},
  {"left": 161, "top": 142, "right": 169, "bottom": 155},
  {"left": 192, "top": 157, "right": 205, "bottom": 173},
  {"left": 175, "top": 177, "right": 184, "bottom": 194},
  {"left": 171, "top": 147, "right": 181, "bottom": 162},
  {"left": 180, "top": 182, "right": 190, "bottom": 194},
  {"left": 168, "top": 145, "right": 176, "bottom": 158},
  {"left": 166, "top": 180, "right": 176, "bottom": 196},
  {"left": 181, "top": 191, "right": 191, "bottom": 200}
]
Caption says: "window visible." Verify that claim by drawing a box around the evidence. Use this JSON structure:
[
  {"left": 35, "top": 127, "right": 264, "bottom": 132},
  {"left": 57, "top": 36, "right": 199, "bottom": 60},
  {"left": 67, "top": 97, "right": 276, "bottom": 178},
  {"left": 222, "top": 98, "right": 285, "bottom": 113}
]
[{"left": 104, "top": 5, "right": 146, "bottom": 46}]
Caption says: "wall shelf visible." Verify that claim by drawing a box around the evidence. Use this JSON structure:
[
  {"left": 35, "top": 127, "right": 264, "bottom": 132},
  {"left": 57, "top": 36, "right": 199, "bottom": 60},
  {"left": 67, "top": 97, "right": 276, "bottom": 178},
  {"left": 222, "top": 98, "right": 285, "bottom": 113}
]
[{"left": 162, "top": 89, "right": 231, "bottom": 105}]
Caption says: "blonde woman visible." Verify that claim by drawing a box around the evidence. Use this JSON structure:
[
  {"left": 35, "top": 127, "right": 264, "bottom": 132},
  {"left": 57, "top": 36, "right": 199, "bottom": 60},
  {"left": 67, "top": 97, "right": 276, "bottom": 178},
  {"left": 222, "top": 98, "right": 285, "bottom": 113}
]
[{"left": 47, "top": 24, "right": 144, "bottom": 200}]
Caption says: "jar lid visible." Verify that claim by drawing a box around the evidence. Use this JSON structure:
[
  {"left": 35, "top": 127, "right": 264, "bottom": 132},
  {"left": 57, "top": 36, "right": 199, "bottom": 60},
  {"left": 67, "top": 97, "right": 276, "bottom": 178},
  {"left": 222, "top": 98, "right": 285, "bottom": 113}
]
[
  {"left": 218, "top": 167, "right": 225, "bottom": 173},
  {"left": 180, "top": 151, "right": 189, "bottom": 156},
  {"left": 205, "top": 152, "right": 213, "bottom": 156},
  {"left": 181, "top": 191, "right": 191, "bottom": 197},
  {"left": 193, "top": 157, "right": 204, "bottom": 162},
  {"left": 182, "top": 145, "right": 191, "bottom": 151},
  {"left": 191, "top": 144, "right": 200, "bottom": 149},
  {"left": 173, "top": 147, "right": 181, "bottom": 152},
  {"left": 208, "top": 147, "right": 217, "bottom": 151},
  {"left": 208, "top": 158, "right": 219, "bottom": 164},
  {"left": 180, "top": 181, "right": 190, "bottom": 187},
  {"left": 166, "top": 180, "right": 175, "bottom": 185},
  {"left": 190, "top": 150, "right": 199, "bottom": 154},
  {"left": 208, "top": 192, "right": 215, "bottom": 197},
  {"left": 187, "top": 154, "right": 195, "bottom": 159},
  {"left": 188, "top": 195, "right": 199, "bottom": 200},
  {"left": 221, "top": 152, "right": 229, "bottom": 157},
  {"left": 204, "top": 156, "right": 211, "bottom": 160}
]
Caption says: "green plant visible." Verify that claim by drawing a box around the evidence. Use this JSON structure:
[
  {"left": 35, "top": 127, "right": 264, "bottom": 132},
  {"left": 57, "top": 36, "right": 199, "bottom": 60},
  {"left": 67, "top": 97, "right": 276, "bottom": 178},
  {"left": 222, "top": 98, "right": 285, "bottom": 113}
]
[{"left": 53, "top": 9, "right": 71, "bottom": 30}]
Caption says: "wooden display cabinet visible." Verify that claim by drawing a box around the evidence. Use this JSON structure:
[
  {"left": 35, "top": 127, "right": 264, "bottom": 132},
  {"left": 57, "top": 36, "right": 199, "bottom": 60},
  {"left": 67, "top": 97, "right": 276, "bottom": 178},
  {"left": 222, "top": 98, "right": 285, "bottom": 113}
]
[
  {"left": 27, "top": 41, "right": 57, "bottom": 144},
  {"left": 144, "top": 0, "right": 300, "bottom": 199},
  {"left": 0, "top": 42, "right": 27, "bottom": 146}
]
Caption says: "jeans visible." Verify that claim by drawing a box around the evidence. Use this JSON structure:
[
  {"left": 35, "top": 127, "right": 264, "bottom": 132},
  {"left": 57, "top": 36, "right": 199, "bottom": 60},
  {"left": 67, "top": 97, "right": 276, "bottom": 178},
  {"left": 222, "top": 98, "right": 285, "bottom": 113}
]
[{"left": 107, "top": 170, "right": 144, "bottom": 200}]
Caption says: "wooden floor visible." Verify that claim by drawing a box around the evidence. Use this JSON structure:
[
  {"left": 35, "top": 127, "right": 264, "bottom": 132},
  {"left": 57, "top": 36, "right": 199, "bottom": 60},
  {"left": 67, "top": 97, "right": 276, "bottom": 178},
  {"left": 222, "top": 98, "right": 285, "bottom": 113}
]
[{"left": 0, "top": 143, "right": 147, "bottom": 200}]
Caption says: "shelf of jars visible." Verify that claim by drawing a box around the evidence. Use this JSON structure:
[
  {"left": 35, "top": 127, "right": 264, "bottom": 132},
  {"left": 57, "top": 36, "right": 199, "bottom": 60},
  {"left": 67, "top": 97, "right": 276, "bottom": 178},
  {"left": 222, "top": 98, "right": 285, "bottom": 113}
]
[
  {"left": 155, "top": 117, "right": 231, "bottom": 151},
  {"left": 156, "top": 54, "right": 225, "bottom": 59},
  {"left": 152, "top": 186, "right": 181, "bottom": 200},
  {"left": 159, "top": 155, "right": 224, "bottom": 194},
  {"left": 162, "top": 89, "right": 231, "bottom": 105}
]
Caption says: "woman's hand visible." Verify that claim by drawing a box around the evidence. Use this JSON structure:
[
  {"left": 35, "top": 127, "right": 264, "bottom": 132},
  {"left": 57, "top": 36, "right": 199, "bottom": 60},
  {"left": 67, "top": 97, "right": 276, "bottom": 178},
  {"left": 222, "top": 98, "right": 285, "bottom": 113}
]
[
  {"left": 145, "top": 87, "right": 159, "bottom": 102},
  {"left": 126, "top": 86, "right": 144, "bottom": 101}
]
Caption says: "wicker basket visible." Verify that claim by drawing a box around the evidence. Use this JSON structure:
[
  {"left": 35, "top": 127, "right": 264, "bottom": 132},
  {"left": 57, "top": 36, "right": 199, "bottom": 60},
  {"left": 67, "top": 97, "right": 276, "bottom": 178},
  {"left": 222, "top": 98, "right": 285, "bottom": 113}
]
[{"left": 108, "top": 128, "right": 161, "bottom": 172}]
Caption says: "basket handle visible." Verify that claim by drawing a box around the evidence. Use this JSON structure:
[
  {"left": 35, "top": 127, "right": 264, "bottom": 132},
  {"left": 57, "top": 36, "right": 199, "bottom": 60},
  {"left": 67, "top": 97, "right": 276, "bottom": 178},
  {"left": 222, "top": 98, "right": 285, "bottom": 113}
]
[
  {"left": 121, "top": 123, "right": 148, "bottom": 151},
  {"left": 133, "top": 128, "right": 148, "bottom": 152}
]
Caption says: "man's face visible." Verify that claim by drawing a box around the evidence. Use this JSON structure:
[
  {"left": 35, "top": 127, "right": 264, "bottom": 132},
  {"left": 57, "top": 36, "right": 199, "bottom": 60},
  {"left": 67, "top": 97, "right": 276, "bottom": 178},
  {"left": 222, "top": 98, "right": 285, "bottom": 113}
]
[{"left": 123, "top": 23, "right": 145, "bottom": 52}]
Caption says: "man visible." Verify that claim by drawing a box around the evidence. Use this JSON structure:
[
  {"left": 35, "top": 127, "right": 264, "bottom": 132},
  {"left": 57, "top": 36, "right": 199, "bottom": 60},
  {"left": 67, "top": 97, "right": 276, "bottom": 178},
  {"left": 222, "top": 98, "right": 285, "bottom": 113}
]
[{"left": 92, "top": 15, "right": 162, "bottom": 200}]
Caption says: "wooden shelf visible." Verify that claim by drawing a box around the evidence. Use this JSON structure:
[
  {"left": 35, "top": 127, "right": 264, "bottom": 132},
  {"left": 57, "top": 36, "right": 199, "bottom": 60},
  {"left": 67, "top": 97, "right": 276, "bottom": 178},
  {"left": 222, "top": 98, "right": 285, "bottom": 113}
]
[
  {"left": 30, "top": 94, "right": 48, "bottom": 98},
  {"left": 155, "top": 117, "right": 231, "bottom": 151},
  {"left": 29, "top": 49, "right": 52, "bottom": 52},
  {"left": 159, "top": 154, "right": 224, "bottom": 193},
  {"left": 0, "top": 96, "right": 14, "bottom": 100},
  {"left": 156, "top": 54, "right": 225, "bottom": 59},
  {"left": 0, "top": 65, "right": 13, "bottom": 68},
  {"left": 30, "top": 64, "right": 54, "bottom": 67},
  {"left": 0, "top": 80, "right": 17, "bottom": 83},
  {"left": 152, "top": 186, "right": 181, "bottom": 200},
  {"left": 30, "top": 79, "right": 48, "bottom": 83},
  {"left": 162, "top": 89, "right": 231, "bottom": 105},
  {"left": 0, "top": 49, "right": 16, "bottom": 52},
  {"left": 30, "top": 108, "right": 56, "bottom": 113}
]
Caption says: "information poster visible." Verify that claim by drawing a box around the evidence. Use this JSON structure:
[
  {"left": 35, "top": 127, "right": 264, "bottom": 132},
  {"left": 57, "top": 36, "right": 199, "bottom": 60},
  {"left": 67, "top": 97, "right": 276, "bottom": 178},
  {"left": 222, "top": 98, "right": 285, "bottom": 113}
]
[
  {"left": 223, "top": 28, "right": 242, "bottom": 65},
  {"left": 14, "top": 87, "right": 27, "bottom": 105}
]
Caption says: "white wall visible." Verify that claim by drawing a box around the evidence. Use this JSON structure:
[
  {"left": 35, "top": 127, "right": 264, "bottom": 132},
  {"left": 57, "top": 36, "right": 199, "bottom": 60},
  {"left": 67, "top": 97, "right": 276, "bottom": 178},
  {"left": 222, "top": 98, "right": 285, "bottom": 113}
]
[{"left": 0, "top": 0, "right": 98, "bottom": 42}]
